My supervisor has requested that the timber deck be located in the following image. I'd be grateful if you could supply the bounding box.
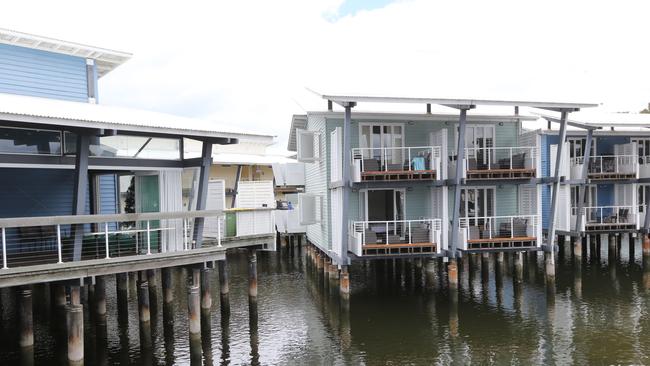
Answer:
[466,168,535,180]
[584,223,636,232]
[361,170,436,181]
[362,242,436,256]
[466,236,537,250]
[587,172,637,180]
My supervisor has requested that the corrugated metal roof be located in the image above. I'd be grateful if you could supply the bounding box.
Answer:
[0,28,131,78]
[287,114,307,152]
[0,92,274,143]
[213,153,297,165]
[533,111,650,132]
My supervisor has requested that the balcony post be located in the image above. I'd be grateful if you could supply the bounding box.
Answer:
[575,129,594,235]
[71,133,90,262]
[547,110,571,255]
[192,140,214,249]
[340,103,355,266]
[450,106,473,257]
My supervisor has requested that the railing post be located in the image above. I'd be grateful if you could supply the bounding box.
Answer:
[217,215,222,247]
[408,148,411,171]
[104,222,110,259]
[146,220,151,255]
[2,227,6,269]
[408,221,412,244]
[183,218,188,250]
[57,224,63,264]
[385,222,388,244]
[510,217,514,238]
[509,147,513,170]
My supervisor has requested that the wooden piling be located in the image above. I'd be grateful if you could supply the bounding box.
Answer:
[53,283,66,310]
[217,259,230,313]
[544,250,555,283]
[137,272,150,323]
[339,265,350,298]
[67,285,83,365]
[514,252,524,283]
[201,268,212,311]
[18,286,33,348]
[187,283,201,338]
[94,276,107,319]
[643,235,650,257]
[248,249,258,300]
[573,237,582,259]
[608,234,617,261]
[448,258,458,289]
[162,268,174,304]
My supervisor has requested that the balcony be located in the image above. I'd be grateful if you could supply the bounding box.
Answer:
[452,147,537,180]
[571,205,639,232]
[459,215,540,250]
[352,146,441,183]
[349,219,442,257]
[570,155,638,180]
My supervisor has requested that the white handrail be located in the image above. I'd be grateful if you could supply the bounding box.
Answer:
[352,146,442,172]
[351,218,442,246]
[571,155,638,174]
[576,205,636,224]
[463,146,536,170]
[458,214,539,239]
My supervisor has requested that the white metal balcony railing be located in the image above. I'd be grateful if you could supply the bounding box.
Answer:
[571,205,637,227]
[352,146,441,173]
[463,147,537,171]
[349,219,442,256]
[0,208,275,270]
[459,215,539,249]
[571,155,638,176]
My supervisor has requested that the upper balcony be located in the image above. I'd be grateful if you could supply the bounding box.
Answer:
[570,155,638,180]
[348,218,442,257]
[351,146,442,183]
[451,147,538,180]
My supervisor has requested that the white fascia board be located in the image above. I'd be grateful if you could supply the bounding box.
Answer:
[306,111,538,122]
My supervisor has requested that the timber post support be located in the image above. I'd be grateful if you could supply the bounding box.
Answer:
[67,285,83,365]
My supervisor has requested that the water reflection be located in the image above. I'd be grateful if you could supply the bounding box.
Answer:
[1,244,650,364]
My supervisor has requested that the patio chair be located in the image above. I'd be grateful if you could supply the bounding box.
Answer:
[410,227,430,243]
[364,230,378,245]
[363,159,380,172]
[468,226,480,240]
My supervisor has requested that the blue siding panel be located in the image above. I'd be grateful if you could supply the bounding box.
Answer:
[0,43,89,102]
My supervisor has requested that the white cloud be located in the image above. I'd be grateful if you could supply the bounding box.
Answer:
[2,0,650,151]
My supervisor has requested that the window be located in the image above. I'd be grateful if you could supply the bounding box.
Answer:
[299,193,321,225]
[570,185,596,214]
[568,137,596,159]
[0,127,61,155]
[457,125,495,165]
[639,185,650,213]
[359,123,404,163]
[461,187,495,225]
[296,129,319,162]
[90,135,181,160]
[632,138,650,164]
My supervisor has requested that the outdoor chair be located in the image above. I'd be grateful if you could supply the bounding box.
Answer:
[410,226,430,243]
[364,230,378,245]
[363,159,380,172]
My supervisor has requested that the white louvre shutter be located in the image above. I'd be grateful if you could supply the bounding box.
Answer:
[330,127,342,182]
[299,193,320,225]
[330,188,343,257]
[203,180,226,239]
[236,181,274,208]
[431,128,448,179]
[297,129,319,162]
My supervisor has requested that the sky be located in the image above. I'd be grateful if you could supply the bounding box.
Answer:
[2,0,650,151]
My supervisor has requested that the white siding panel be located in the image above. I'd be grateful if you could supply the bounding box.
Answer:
[204,180,226,239]
[304,115,330,250]
[236,181,274,208]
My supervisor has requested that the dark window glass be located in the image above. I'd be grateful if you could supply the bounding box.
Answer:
[0,127,61,155]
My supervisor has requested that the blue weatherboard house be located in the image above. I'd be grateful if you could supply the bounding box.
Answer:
[534,111,650,241]
[0,28,268,262]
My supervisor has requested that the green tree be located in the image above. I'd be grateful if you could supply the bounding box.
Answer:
[641,103,650,114]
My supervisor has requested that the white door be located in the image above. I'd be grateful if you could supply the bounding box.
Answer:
[204,180,226,239]
[359,124,404,164]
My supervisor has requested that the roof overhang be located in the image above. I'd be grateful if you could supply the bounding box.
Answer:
[313,90,599,111]
[0,28,132,77]
[536,113,602,131]
[0,93,274,144]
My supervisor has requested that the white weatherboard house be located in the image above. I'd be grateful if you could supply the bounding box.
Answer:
[289,92,597,266]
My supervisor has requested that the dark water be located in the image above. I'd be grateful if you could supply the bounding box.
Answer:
[1,236,650,365]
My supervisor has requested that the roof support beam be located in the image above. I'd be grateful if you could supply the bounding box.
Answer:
[231,165,242,209]
[546,110,570,253]
[192,141,213,249]
[573,129,594,234]
[71,133,91,261]
[449,106,473,257]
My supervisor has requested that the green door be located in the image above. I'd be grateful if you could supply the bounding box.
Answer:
[138,175,160,252]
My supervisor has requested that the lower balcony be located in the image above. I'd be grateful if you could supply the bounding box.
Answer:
[459,215,540,250]
[349,219,442,257]
[571,205,639,232]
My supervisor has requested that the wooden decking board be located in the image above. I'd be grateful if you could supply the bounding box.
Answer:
[361,170,437,182]
[465,236,537,250]
[466,168,535,180]
[362,242,437,256]
[588,173,636,180]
